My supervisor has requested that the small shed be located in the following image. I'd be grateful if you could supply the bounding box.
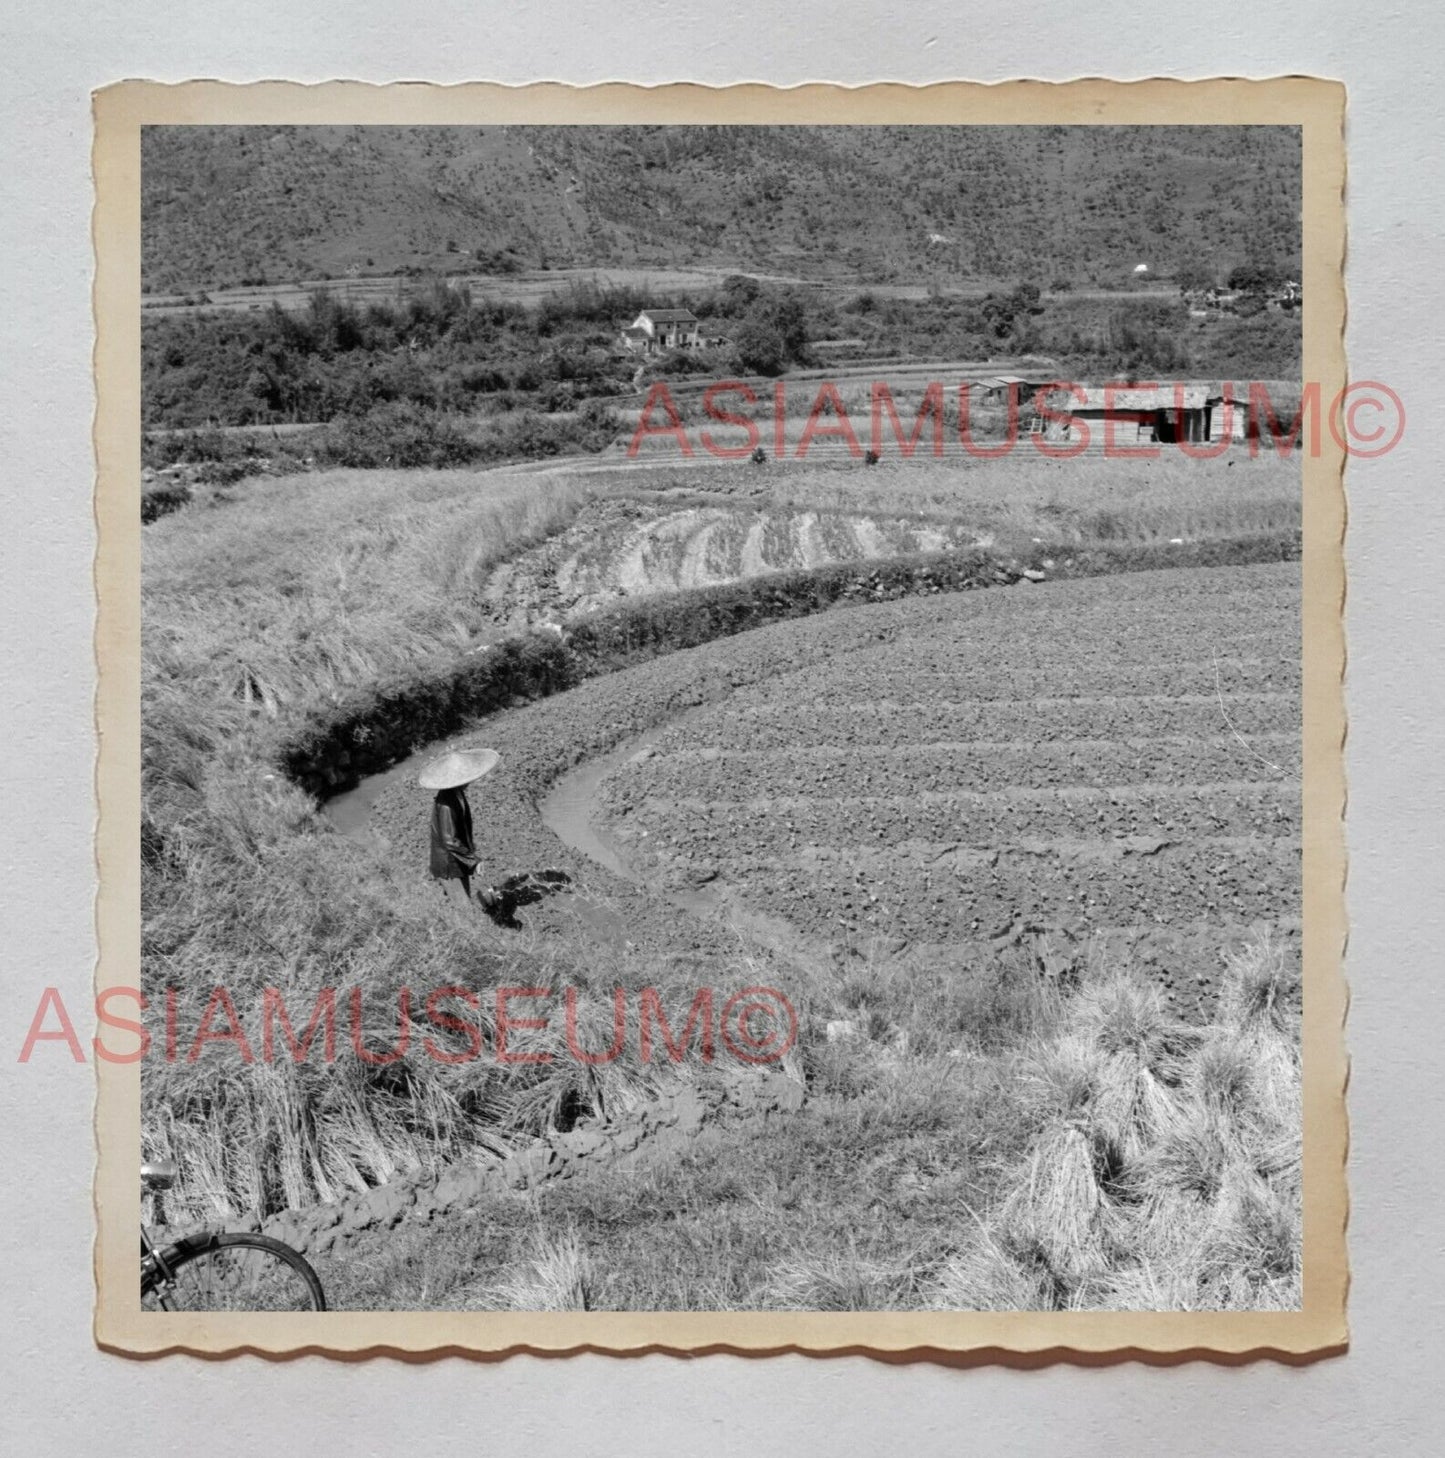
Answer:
[1036,384,1236,446]
[972,373,1040,404]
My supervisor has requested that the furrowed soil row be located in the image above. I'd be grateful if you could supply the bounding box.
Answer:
[796,624,1298,675]
[724,658,1299,701]
[604,737,1302,798]
[624,695,1296,751]
[862,623,1298,672]
[696,841,1297,940]
[607,781,1300,848]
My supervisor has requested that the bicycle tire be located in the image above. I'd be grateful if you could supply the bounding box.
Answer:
[142,1232,326,1312]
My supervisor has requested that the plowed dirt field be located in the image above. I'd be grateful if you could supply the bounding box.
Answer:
[594,562,1300,1014]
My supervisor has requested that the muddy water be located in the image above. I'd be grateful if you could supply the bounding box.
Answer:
[541,722,826,958]
[537,719,729,922]
[325,760,411,842]
[325,728,488,844]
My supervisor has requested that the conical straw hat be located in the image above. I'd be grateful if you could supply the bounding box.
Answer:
[417,747,500,790]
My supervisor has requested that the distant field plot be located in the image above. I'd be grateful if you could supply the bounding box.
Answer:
[601,451,1301,540]
[597,562,1300,1013]
[479,451,1299,627]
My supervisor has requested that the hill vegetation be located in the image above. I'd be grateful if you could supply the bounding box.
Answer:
[141,274,1301,480]
[141,126,1301,485]
[142,124,1301,296]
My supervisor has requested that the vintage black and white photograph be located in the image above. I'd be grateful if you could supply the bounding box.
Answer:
[124,98,1333,1326]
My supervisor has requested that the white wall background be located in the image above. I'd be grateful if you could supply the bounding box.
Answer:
[2,5,1442,1452]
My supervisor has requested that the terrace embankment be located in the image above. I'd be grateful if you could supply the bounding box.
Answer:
[152,1066,806,1273]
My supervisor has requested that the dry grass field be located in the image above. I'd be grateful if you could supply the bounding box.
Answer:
[608,449,1300,539]
[315,919,1299,1312]
[144,465,592,759]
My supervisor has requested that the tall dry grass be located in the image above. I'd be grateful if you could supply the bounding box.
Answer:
[482,1232,594,1311]
[143,466,602,1215]
[926,933,1301,1311]
[145,466,593,725]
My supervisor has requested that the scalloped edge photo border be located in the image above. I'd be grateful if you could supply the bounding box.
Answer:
[93,77,1347,1361]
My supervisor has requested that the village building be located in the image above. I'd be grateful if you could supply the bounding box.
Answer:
[619,307,702,355]
[1033,384,1249,446]
[971,373,1040,404]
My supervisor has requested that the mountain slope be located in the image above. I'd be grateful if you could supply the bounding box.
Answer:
[142,124,1301,294]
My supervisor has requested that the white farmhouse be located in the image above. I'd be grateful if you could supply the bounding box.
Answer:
[620,307,702,355]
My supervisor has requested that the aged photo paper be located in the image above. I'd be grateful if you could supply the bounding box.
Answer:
[95,78,1347,1358]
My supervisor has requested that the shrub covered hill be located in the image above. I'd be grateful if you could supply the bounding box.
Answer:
[142,124,1301,295]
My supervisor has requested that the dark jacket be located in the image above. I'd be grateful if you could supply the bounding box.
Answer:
[429,789,479,880]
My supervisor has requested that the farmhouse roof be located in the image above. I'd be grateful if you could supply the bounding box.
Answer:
[1044,384,1214,411]
[640,308,699,324]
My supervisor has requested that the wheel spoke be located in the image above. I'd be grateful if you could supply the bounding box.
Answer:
[141,1235,324,1311]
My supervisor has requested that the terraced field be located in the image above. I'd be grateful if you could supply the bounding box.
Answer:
[479,449,1298,634]
[482,497,982,630]
[595,562,1301,1014]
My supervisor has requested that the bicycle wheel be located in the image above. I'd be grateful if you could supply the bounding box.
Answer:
[142,1233,326,1312]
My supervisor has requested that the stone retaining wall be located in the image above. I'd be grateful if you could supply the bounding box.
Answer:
[155,1070,804,1263]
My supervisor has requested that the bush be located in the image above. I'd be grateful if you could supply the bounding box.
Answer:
[143,425,238,467]
[312,402,483,469]
[1228,261,1287,296]
[731,320,787,376]
[141,482,192,524]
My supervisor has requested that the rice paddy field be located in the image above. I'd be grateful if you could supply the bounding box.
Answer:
[596,563,1301,1018]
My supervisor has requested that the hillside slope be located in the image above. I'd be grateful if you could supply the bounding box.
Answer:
[142,125,1301,294]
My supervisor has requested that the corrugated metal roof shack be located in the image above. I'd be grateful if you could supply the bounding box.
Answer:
[1033,384,1251,447]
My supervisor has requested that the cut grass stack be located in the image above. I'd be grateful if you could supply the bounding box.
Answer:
[926,933,1301,1311]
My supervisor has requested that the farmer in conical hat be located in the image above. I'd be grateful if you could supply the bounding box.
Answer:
[419,748,502,911]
